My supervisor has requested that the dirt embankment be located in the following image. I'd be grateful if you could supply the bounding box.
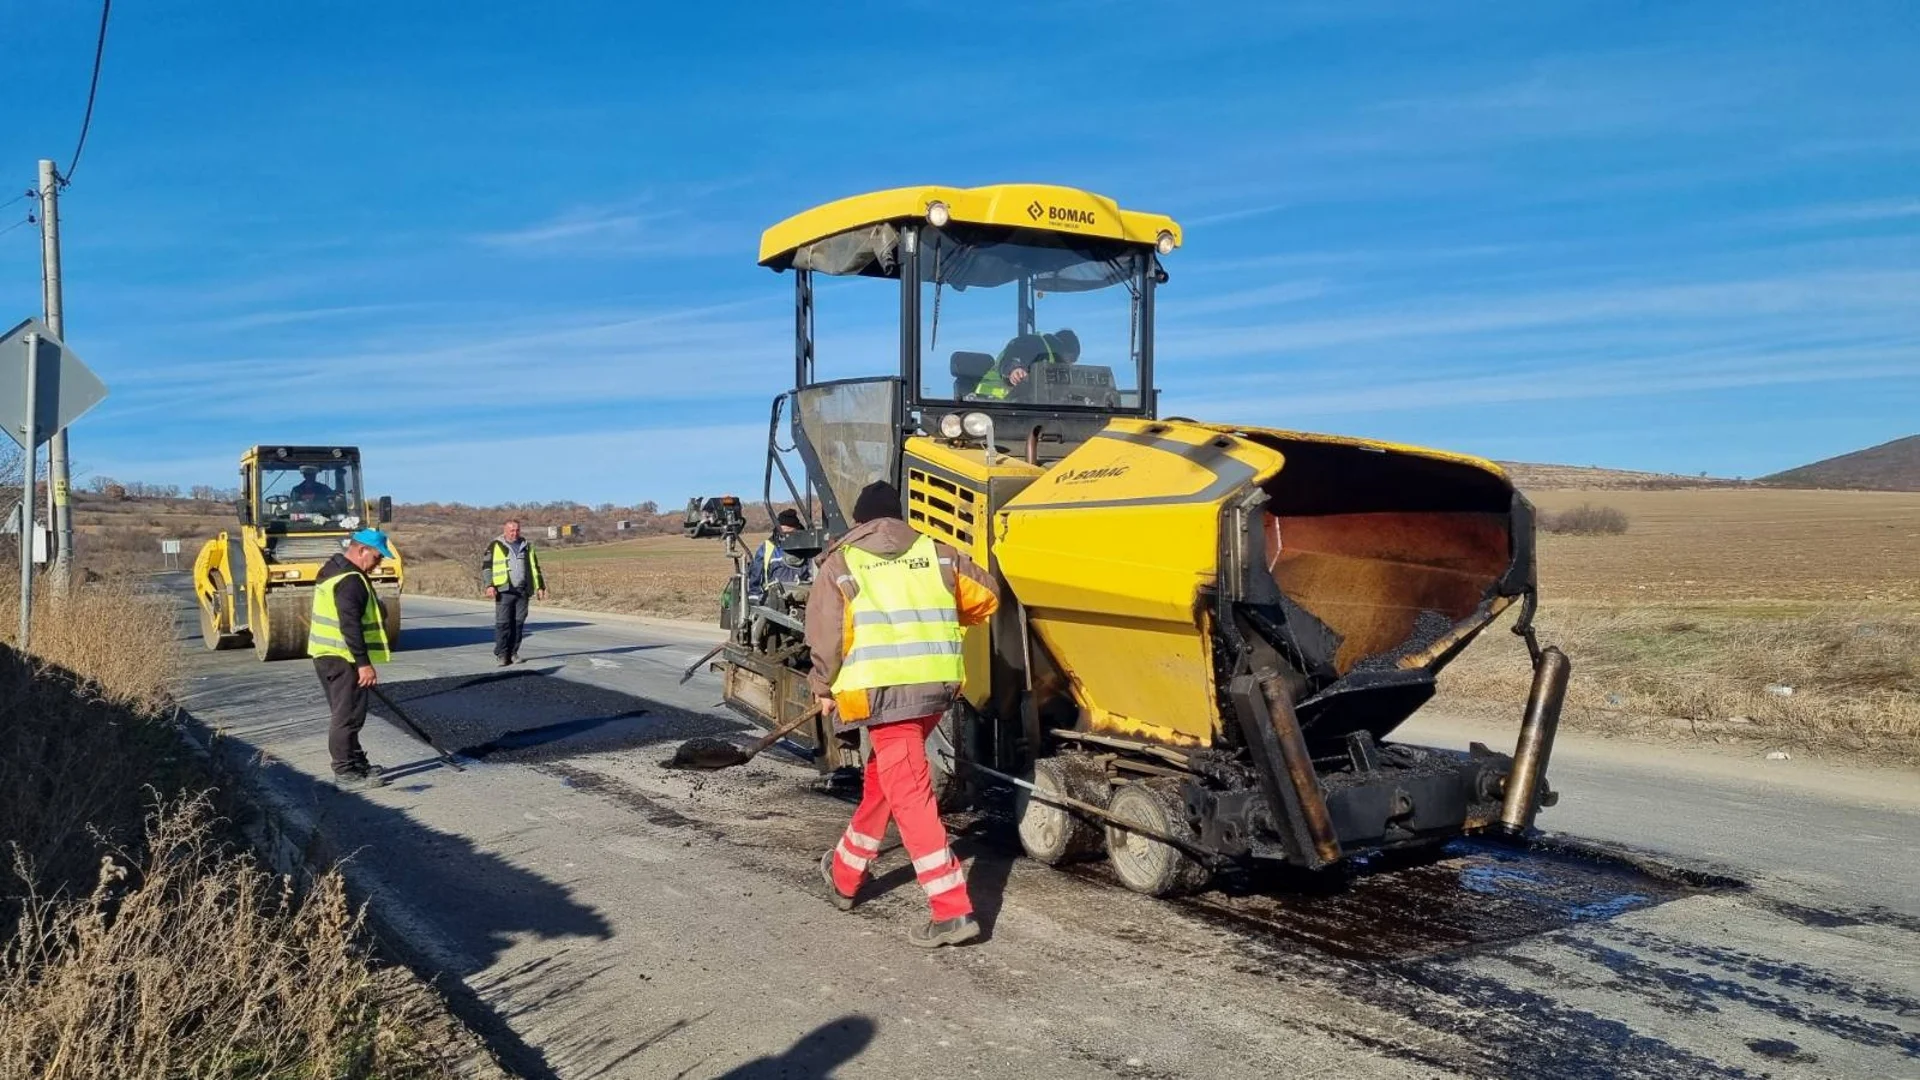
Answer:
[0,579,492,1078]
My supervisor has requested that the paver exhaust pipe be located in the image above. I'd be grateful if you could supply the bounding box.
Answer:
[1498,645,1572,835]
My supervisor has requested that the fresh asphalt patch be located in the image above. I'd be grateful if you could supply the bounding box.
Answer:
[370,667,748,763]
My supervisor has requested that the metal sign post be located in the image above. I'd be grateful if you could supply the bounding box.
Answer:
[159,538,181,571]
[1,317,108,648]
[18,332,37,648]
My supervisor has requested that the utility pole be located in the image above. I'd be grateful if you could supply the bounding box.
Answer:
[38,159,73,586]
[19,332,40,648]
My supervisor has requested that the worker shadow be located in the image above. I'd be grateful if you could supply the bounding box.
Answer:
[398,621,591,651]
[712,1015,877,1079]
[208,749,615,1080]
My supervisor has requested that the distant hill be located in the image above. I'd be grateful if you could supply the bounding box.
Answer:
[1762,435,1920,492]
[1495,462,1747,491]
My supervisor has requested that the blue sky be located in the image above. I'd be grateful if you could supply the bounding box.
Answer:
[2,0,1915,505]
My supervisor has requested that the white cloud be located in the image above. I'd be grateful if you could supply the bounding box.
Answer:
[475,210,658,249]
[1771,199,1920,228]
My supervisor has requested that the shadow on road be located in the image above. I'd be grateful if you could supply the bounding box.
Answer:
[398,621,591,652]
[862,817,1015,940]
[372,668,747,764]
[713,1016,877,1079]
[523,643,671,664]
[224,751,614,1079]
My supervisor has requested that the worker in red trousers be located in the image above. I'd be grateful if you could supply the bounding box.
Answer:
[804,480,1000,947]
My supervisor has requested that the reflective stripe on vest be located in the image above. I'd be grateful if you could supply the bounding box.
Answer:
[830,534,963,693]
[308,570,392,663]
[489,540,542,590]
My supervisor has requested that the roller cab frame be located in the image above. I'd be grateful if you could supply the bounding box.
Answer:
[192,445,403,662]
[719,183,1570,895]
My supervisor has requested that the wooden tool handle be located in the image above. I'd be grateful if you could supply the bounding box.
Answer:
[748,703,824,754]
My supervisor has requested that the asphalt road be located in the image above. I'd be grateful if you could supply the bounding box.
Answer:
[172,585,1920,1080]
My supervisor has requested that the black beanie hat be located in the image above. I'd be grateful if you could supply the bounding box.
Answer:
[776,508,802,529]
[851,481,902,524]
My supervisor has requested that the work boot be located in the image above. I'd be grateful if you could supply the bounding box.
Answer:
[497,656,511,667]
[908,915,980,948]
[821,850,854,912]
[334,768,387,792]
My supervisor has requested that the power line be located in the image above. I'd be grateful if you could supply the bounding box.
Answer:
[60,0,114,186]
[1,215,36,238]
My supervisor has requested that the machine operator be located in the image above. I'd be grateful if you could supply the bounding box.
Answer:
[971,328,1080,400]
[745,508,811,605]
[290,466,336,509]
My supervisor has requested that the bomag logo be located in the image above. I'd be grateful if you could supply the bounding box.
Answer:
[1053,464,1130,485]
[1028,201,1097,227]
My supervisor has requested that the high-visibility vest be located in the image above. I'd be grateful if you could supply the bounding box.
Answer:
[831,534,965,692]
[308,570,392,663]
[974,335,1065,400]
[488,539,544,590]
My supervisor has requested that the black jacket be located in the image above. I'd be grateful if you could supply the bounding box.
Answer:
[315,553,374,665]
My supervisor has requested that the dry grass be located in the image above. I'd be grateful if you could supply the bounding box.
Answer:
[0,578,472,1078]
[407,534,734,622]
[1,796,454,1080]
[1441,602,1920,755]
[1460,487,1920,754]
[0,576,179,714]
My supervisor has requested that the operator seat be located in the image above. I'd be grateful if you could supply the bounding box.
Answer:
[950,351,994,399]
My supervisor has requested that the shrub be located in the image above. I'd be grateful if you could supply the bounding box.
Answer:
[1,797,455,1079]
[1542,504,1629,535]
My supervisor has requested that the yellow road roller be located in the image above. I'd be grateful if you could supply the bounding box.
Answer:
[716,184,1572,897]
[193,445,403,661]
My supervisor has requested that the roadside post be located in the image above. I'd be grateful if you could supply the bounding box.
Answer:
[2,319,109,648]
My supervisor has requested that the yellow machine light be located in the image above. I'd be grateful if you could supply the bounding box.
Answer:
[927,200,951,227]
[939,413,965,439]
[1156,230,1177,255]
[961,412,993,439]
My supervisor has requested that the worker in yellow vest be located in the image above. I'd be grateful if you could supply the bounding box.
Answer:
[805,481,1000,947]
[482,518,547,666]
[309,528,395,791]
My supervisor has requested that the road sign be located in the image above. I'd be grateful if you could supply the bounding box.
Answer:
[2,503,48,564]
[160,538,182,570]
[0,318,108,449]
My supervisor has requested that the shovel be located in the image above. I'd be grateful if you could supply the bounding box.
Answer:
[678,642,725,685]
[666,703,822,771]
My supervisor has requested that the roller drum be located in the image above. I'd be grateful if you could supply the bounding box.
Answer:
[254,588,315,661]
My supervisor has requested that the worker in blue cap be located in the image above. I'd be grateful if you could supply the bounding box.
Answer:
[309,528,397,790]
